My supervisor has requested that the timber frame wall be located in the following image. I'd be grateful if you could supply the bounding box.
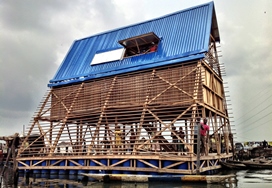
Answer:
[17,39,233,174]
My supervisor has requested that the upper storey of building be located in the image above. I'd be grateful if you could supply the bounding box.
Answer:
[49,2,220,87]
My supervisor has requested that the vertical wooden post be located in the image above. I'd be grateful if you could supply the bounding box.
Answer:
[49,122,53,147]
[196,121,201,175]
[185,120,188,145]
[213,114,221,155]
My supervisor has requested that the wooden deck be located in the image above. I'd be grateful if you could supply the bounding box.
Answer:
[17,152,232,175]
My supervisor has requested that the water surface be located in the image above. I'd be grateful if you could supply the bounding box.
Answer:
[1,167,272,188]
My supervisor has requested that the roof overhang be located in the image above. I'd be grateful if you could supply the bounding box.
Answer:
[49,53,205,87]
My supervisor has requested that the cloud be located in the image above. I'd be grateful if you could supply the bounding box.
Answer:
[0,0,131,136]
[0,1,67,135]
[0,0,271,142]
[218,1,272,141]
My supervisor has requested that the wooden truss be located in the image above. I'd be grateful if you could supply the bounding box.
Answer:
[17,44,233,174]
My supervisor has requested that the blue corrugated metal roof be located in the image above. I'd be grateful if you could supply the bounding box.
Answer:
[49,2,219,87]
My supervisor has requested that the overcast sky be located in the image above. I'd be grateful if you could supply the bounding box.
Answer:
[0,0,271,142]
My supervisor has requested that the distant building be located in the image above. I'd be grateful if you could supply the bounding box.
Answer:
[55,141,73,154]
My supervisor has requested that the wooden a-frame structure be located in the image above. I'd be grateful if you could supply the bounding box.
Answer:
[17,2,233,175]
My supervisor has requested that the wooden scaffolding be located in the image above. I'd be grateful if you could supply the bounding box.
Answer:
[16,39,233,175]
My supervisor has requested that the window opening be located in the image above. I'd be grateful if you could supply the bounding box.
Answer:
[119,32,160,58]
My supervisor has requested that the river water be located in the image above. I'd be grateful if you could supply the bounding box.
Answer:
[1,167,272,188]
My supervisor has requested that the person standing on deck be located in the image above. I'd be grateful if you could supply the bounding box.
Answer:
[178,126,185,155]
[129,126,136,153]
[115,126,122,154]
[171,126,178,151]
[150,126,159,152]
[200,118,209,156]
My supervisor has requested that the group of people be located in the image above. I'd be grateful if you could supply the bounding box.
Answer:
[172,118,210,156]
[171,126,185,154]
[112,117,210,156]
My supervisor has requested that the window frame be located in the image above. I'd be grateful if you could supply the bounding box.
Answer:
[119,32,160,58]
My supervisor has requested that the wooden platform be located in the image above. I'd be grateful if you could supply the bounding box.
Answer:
[16,46,233,176]
[17,153,232,175]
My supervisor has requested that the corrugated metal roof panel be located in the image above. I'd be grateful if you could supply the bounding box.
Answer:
[49,2,219,87]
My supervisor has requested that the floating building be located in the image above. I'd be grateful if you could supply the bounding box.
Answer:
[17,2,233,175]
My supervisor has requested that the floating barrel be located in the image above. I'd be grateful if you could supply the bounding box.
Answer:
[69,160,77,175]
[68,174,78,181]
[25,160,30,173]
[163,160,174,175]
[58,174,67,180]
[177,161,188,171]
[89,160,98,174]
[34,173,41,179]
[41,160,49,174]
[41,173,49,179]
[136,160,146,174]
[149,159,159,175]
[78,159,86,175]
[33,160,40,174]
[50,160,58,175]
[49,173,58,179]
[111,159,121,174]
[58,160,67,175]
[123,160,132,174]
[100,159,108,174]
